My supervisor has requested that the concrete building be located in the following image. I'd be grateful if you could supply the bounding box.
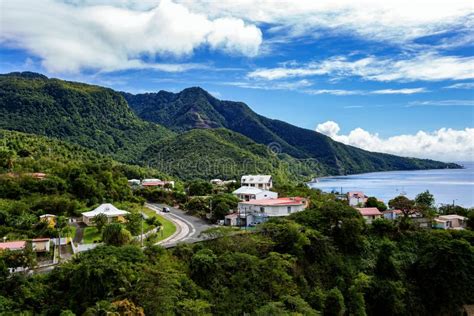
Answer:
[232,186,278,201]
[30,238,50,252]
[141,179,175,189]
[356,207,383,223]
[241,175,273,190]
[434,214,467,230]
[348,191,368,206]
[228,197,307,226]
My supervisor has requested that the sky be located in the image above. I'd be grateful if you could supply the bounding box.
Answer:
[0,0,473,162]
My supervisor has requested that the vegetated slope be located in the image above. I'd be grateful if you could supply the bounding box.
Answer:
[141,128,323,182]
[0,72,173,162]
[125,87,460,175]
[0,129,168,179]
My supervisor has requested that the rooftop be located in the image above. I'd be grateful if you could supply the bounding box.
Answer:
[82,203,129,218]
[0,241,26,250]
[438,214,467,220]
[241,175,272,184]
[233,186,273,195]
[240,197,305,206]
[356,207,382,216]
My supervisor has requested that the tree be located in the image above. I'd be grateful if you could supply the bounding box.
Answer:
[125,212,143,236]
[388,196,415,219]
[93,213,108,233]
[415,190,436,218]
[323,288,346,316]
[187,180,213,196]
[102,223,132,246]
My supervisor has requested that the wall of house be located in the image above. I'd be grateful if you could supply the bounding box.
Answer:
[238,203,305,217]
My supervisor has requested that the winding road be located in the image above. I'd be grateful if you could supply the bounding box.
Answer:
[145,203,215,248]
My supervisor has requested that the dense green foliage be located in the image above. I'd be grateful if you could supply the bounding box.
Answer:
[0,72,173,162]
[0,129,167,239]
[1,195,472,315]
[125,86,459,176]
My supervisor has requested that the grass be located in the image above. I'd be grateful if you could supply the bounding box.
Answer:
[83,226,101,244]
[141,206,176,243]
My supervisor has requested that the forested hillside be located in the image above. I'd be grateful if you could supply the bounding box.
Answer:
[0,72,173,162]
[141,128,324,181]
[125,87,460,175]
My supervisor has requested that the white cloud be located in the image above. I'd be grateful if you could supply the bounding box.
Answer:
[408,100,474,107]
[248,54,474,82]
[304,87,427,95]
[224,79,312,91]
[0,0,262,73]
[316,121,474,161]
[178,0,473,44]
[444,82,474,89]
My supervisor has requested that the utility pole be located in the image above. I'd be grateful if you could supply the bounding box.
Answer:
[140,214,144,247]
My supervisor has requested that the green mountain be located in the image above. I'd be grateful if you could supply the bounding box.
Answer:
[0,72,173,162]
[124,87,459,175]
[141,128,324,181]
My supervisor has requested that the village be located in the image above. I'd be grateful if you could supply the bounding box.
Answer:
[0,172,469,275]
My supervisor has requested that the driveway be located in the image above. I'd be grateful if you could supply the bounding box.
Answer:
[145,203,215,248]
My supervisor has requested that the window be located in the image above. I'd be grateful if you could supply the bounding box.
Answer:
[287,207,291,214]
[260,207,265,213]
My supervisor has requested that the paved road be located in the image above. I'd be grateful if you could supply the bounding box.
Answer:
[145,203,215,248]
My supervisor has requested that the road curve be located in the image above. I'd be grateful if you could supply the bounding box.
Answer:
[145,203,213,248]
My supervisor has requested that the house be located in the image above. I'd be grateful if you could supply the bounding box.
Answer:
[347,191,368,206]
[224,213,239,226]
[434,214,467,230]
[232,186,278,201]
[356,207,383,223]
[230,197,307,226]
[241,175,273,190]
[82,203,129,226]
[127,179,141,186]
[39,214,57,228]
[211,179,223,185]
[383,209,402,220]
[0,241,26,251]
[30,238,50,252]
[142,179,175,189]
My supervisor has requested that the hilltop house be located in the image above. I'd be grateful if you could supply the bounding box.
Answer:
[82,203,129,226]
[356,207,383,223]
[241,175,273,190]
[434,214,467,230]
[225,197,307,226]
[347,191,368,206]
[232,186,278,201]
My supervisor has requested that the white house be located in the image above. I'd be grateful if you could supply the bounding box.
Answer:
[356,207,383,223]
[241,175,273,190]
[232,186,278,201]
[347,191,368,206]
[434,214,467,230]
[230,197,307,226]
[82,203,129,226]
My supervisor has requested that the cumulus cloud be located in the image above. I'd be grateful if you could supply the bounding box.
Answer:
[248,54,474,82]
[0,0,262,73]
[178,0,473,45]
[316,121,474,161]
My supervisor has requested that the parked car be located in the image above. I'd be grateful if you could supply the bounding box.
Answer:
[162,207,171,213]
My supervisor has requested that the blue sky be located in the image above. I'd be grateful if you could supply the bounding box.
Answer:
[0,0,473,161]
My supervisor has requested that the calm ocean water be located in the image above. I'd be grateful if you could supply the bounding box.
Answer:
[309,162,474,207]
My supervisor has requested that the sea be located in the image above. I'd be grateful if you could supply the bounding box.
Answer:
[308,162,474,207]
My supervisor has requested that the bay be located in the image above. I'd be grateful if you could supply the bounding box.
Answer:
[309,162,474,207]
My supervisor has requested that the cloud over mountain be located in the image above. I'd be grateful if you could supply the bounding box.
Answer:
[0,0,262,73]
[316,121,474,161]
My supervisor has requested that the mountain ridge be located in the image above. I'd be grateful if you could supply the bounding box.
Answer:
[124,86,460,175]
